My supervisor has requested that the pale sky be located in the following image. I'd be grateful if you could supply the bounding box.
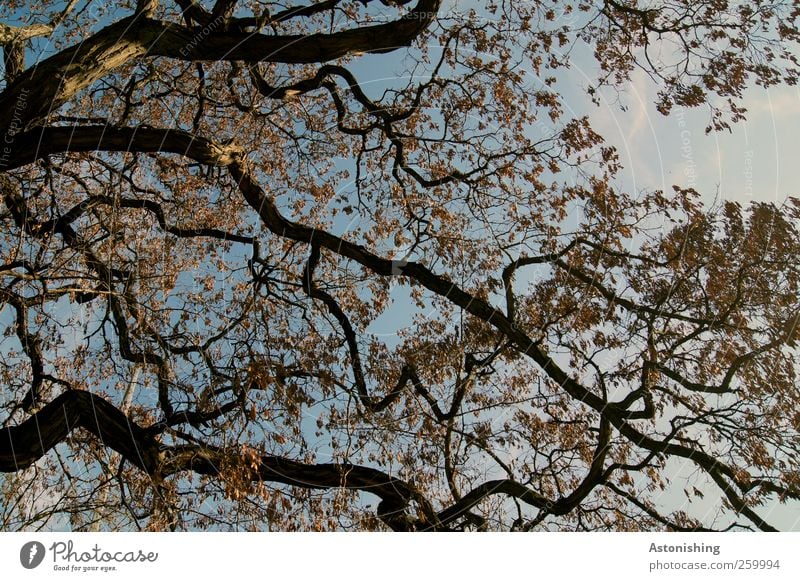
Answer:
[577,68,800,208]
[363,12,800,530]
[571,66,800,530]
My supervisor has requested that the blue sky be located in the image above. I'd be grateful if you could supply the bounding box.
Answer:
[1,0,798,531]
[348,3,800,530]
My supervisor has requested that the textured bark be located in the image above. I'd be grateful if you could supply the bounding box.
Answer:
[0,391,160,473]
[0,390,422,531]
[0,0,440,135]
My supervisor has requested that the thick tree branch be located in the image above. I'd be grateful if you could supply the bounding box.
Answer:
[0,0,440,135]
[4,124,794,532]
[0,389,428,530]
[0,390,160,473]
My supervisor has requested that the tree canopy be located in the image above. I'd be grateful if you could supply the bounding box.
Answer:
[0,0,798,531]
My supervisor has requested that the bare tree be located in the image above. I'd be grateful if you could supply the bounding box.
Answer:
[0,0,798,531]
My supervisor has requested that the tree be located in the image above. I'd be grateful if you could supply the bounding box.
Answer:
[0,0,798,532]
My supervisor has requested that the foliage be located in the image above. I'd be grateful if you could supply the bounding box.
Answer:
[0,0,798,531]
